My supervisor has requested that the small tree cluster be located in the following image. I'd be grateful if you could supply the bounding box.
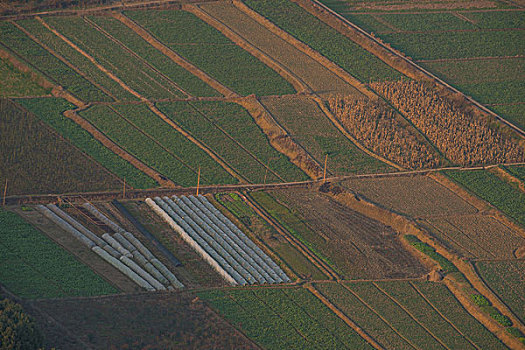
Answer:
[0,298,43,350]
[372,81,525,165]
[328,96,442,169]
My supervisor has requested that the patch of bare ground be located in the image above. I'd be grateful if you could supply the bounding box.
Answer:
[14,207,140,293]
[28,292,259,350]
[268,187,428,280]
[343,174,478,217]
[197,2,360,96]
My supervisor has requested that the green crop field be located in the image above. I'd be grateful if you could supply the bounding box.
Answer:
[490,104,525,130]
[505,165,525,182]
[0,22,109,102]
[16,98,156,189]
[380,12,477,32]
[45,16,183,100]
[81,104,236,186]
[464,11,525,29]
[0,208,118,299]
[16,19,136,101]
[214,193,326,280]
[198,287,373,349]
[244,0,405,82]
[0,57,49,97]
[87,15,220,98]
[444,169,525,227]
[126,10,295,96]
[260,97,391,175]
[476,261,525,324]
[157,101,306,183]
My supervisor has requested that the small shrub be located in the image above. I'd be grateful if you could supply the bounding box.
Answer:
[506,327,524,338]
[471,294,490,307]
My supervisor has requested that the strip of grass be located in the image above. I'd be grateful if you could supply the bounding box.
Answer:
[16,98,157,189]
[404,235,457,274]
[16,18,135,101]
[444,169,525,227]
[126,10,295,96]
[0,21,108,102]
[87,15,220,97]
[244,0,405,82]
[0,208,118,299]
[0,57,49,97]
[45,16,182,100]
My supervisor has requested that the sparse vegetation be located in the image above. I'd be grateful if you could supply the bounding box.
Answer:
[0,57,49,97]
[0,297,43,350]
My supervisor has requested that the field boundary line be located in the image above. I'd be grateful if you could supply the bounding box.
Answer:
[114,12,237,98]
[305,284,385,350]
[63,108,174,187]
[187,102,286,182]
[233,0,376,99]
[83,16,190,99]
[372,282,452,350]
[370,14,400,32]
[36,16,146,102]
[417,55,525,63]
[339,282,419,350]
[409,282,482,350]
[379,27,525,35]
[188,3,311,94]
[9,20,116,103]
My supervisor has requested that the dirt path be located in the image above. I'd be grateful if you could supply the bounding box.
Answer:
[114,12,237,98]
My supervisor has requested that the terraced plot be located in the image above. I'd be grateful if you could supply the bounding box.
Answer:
[198,287,373,349]
[476,260,525,324]
[17,98,157,189]
[156,101,306,183]
[330,281,507,350]
[260,96,391,175]
[126,9,295,96]
[199,2,359,95]
[0,21,109,102]
[0,208,118,299]
[81,104,236,186]
[256,188,427,279]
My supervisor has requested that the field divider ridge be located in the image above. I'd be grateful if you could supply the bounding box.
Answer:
[114,12,238,98]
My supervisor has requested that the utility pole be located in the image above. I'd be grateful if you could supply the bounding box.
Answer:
[323,154,328,183]
[2,179,7,206]
[196,167,201,196]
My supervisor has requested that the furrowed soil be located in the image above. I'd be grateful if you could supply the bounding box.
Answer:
[267,188,428,279]
[27,292,259,350]
[199,2,360,96]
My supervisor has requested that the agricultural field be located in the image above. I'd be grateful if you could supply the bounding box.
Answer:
[505,165,525,182]
[317,281,506,350]
[0,98,122,195]
[198,287,373,349]
[0,56,49,97]
[16,98,157,189]
[444,169,525,227]
[0,208,118,299]
[254,188,428,279]
[318,1,525,130]
[260,96,392,175]
[126,9,295,96]
[156,101,307,183]
[476,261,525,324]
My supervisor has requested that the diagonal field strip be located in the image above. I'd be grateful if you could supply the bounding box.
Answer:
[114,12,238,98]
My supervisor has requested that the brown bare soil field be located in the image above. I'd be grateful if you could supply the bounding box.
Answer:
[343,175,478,217]
[420,215,525,259]
[15,207,140,293]
[198,2,361,96]
[268,187,428,279]
[27,292,259,350]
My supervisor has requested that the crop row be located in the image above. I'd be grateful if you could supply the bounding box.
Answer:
[444,169,525,227]
[198,287,372,349]
[149,195,289,285]
[0,21,108,102]
[45,16,182,100]
[260,96,391,175]
[157,101,306,183]
[127,9,295,96]
[17,98,156,189]
[81,104,235,186]
[214,192,326,280]
[318,281,505,350]
[0,208,118,299]
[244,0,405,82]
[476,261,525,324]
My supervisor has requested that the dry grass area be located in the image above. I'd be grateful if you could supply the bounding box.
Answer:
[268,188,428,279]
[344,175,477,217]
[27,292,258,350]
